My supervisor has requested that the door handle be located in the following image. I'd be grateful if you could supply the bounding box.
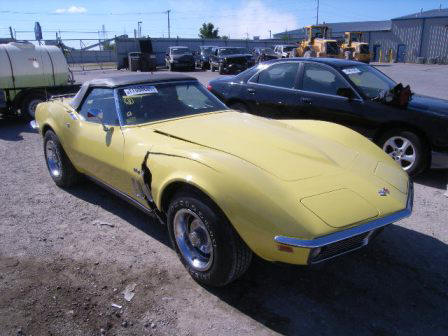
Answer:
[247,88,256,94]
[65,122,71,128]
[301,97,312,104]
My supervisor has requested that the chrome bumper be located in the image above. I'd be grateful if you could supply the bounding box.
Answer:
[275,182,414,262]
[431,150,448,169]
[30,120,39,130]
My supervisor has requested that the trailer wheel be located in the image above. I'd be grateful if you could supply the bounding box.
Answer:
[21,92,46,120]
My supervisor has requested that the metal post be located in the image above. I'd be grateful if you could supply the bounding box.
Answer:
[269,30,271,39]
[316,0,319,25]
[9,26,14,39]
[167,10,171,39]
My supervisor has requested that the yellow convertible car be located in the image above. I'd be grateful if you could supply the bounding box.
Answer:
[32,73,413,286]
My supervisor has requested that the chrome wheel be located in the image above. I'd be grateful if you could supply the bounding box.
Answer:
[45,140,62,177]
[173,209,213,272]
[383,136,416,171]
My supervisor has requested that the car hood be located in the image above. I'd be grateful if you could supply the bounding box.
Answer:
[172,54,193,59]
[220,54,252,59]
[152,112,360,181]
[408,94,448,116]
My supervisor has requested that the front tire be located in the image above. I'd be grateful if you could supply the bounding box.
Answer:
[167,191,252,287]
[377,129,427,176]
[218,64,225,75]
[210,63,215,72]
[44,130,81,187]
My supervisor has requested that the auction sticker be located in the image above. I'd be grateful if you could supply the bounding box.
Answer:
[124,86,158,96]
[342,67,362,75]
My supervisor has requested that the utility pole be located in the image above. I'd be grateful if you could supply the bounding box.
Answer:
[166,10,171,38]
[316,0,320,25]
[138,21,142,37]
[269,30,271,39]
[9,26,14,39]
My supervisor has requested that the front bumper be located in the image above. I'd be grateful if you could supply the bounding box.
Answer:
[431,150,448,169]
[275,182,414,264]
[221,63,252,73]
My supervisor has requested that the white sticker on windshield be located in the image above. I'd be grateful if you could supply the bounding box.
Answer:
[124,86,158,96]
[342,67,361,75]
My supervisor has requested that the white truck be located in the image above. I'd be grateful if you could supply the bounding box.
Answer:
[0,41,80,119]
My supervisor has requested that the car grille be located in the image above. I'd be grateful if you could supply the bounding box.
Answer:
[228,57,247,65]
[178,55,193,63]
[309,229,381,263]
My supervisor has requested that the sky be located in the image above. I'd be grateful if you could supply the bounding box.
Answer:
[0,0,447,43]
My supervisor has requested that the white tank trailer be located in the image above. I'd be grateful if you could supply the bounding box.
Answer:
[0,41,80,119]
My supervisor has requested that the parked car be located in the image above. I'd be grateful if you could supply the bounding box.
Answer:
[195,46,217,70]
[165,46,195,71]
[253,47,278,63]
[209,47,254,74]
[207,58,448,176]
[274,44,297,58]
[32,73,412,286]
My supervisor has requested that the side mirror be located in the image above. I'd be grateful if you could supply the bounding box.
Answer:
[87,108,109,131]
[337,87,356,100]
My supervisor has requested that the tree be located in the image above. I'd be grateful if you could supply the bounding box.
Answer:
[199,23,219,39]
[102,40,116,51]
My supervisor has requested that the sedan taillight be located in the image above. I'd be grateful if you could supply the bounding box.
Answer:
[207,84,212,91]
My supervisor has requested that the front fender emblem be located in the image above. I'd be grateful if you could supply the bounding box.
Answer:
[378,187,390,196]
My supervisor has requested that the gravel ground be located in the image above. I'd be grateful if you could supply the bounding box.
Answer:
[1,64,447,336]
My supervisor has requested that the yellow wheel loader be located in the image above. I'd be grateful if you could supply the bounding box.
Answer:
[341,32,371,63]
[291,25,341,58]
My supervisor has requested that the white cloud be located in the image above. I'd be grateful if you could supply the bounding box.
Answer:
[216,0,298,39]
[54,6,87,14]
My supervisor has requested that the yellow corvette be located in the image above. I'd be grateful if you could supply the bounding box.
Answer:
[32,73,413,286]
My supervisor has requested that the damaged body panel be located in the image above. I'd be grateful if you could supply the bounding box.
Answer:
[34,73,413,285]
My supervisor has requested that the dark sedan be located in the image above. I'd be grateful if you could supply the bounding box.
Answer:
[209,47,254,74]
[207,58,448,175]
[253,47,278,63]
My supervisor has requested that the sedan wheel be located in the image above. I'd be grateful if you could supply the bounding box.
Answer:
[378,129,427,176]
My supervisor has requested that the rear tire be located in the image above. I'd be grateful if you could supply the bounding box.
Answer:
[167,190,252,287]
[21,92,46,120]
[43,130,81,187]
[377,129,427,176]
[218,64,224,75]
[210,63,215,72]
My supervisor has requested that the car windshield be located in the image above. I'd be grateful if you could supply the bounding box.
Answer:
[201,47,214,55]
[283,46,296,52]
[117,82,227,125]
[340,65,396,99]
[260,48,275,54]
[219,48,247,55]
[171,48,191,55]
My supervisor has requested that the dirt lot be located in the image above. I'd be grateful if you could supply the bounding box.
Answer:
[1,64,448,336]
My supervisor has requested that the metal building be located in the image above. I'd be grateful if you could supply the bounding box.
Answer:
[274,8,448,63]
